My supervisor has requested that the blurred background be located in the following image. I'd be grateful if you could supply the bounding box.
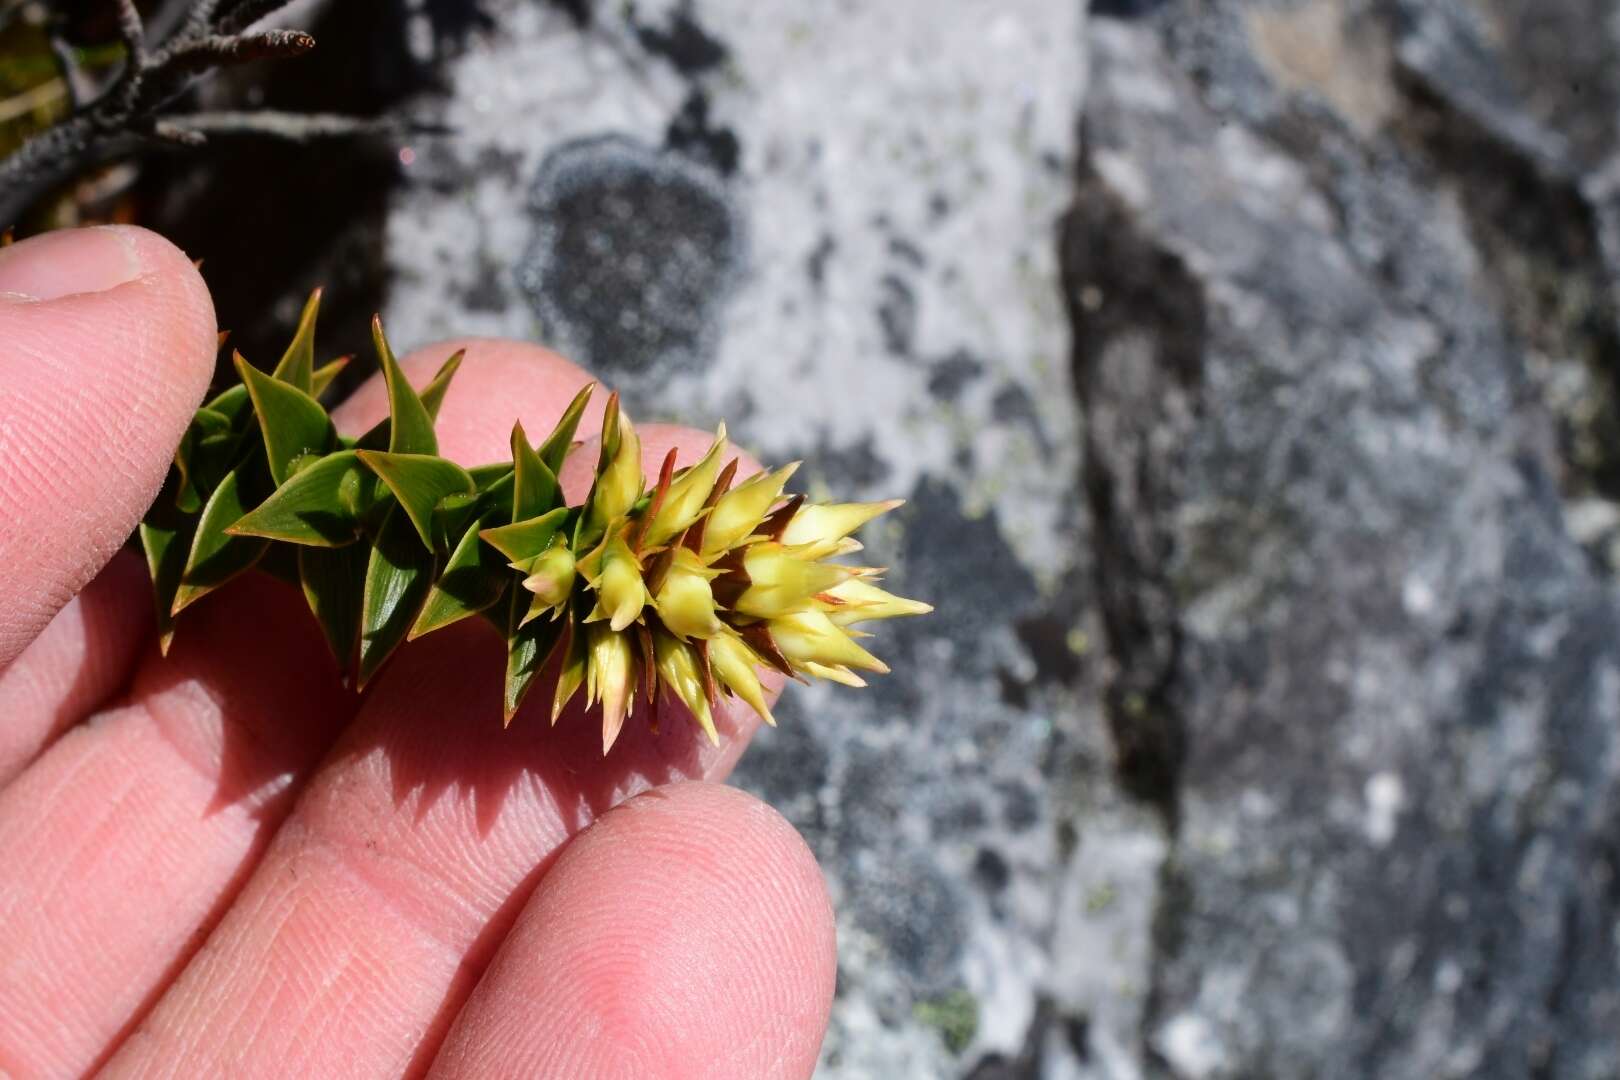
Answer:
[5,0,1619,1076]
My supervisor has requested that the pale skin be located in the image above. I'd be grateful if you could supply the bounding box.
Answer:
[0,226,837,1078]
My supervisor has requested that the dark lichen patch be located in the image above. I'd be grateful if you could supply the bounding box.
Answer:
[874,479,1040,685]
[888,234,927,269]
[992,383,1053,455]
[1090,0,1175,20]
[630,2,728,75]
[1015,610,1085,687]
[808,435,890,489]
[806,233,836,290]
[519,135,741,378]
[848,851,966,993]
[973,847,1011,892]
[545,0,594,28]
[876,272,918,356]
[928,349,984,401]
[665,88,740,176]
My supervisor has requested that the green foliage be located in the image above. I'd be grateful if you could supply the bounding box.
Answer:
[913,990,980,1056]
[141,291,929,751]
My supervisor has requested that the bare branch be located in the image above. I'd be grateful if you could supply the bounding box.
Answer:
[47,25,98,111]
[111,0,148,110]
[0,0,416,228]
[163,110,450,142]
[216,0,302,37]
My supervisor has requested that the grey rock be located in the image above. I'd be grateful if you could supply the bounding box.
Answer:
[1073,4,1620,1078]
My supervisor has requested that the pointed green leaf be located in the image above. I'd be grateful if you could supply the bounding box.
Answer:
[140,472,197,654]
[373,316,437,456]
[480,506,569,564]
[420,349,464,419]
[505,589,564,722]
[173,469,269,614]
[511,422,560,521]
[236,353,336,486]
[358,504,437,687]
[432,491,482,552]
[173,407,231,514]
[356,450,476,550]
[203,382,251,427]
[411,512,509,639]
[300,543,366,677]
[226,449,368,546]
[470,462,514,492]
[474,469,516,524]
[311,356,350,398]
[353,347,464,451]
[538,382,594,475]
[191,407,233,438]
[271,288,321,393]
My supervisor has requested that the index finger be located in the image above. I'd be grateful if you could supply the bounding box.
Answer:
[103,342,782,1076]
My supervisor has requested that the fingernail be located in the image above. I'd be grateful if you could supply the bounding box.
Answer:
[0,226,142,302]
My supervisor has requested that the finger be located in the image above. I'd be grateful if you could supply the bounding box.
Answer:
[0,574,355,1078]
[428,781,835,1080]
[0,340,539,1075]
[106,430,782,1077]
[0,550,150,787]
[0,226,215,672]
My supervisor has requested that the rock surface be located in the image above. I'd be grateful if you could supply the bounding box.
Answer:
[1073,2,1620,1078]
[373,0,1620,1076]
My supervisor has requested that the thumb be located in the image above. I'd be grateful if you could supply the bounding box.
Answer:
[0,226,216,672]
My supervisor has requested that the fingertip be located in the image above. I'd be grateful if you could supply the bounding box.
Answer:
[0,226,216,671]
[429,781,835,1080]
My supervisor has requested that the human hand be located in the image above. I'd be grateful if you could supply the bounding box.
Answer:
[0,226,836,1078]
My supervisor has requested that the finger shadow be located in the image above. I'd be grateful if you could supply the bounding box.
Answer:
[126,572,359,818]
[349,615,752,840]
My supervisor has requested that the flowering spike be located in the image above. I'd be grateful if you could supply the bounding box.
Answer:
[769,609,891,675]
[703,462,799,556]
[142,297,928,755]
[582,400,641,545]
[781,500,903,547]
[644,424,727,548]
[733,542,857,619]
[589,534,650,632]
[587,623,634,752]
[818,577,934,625]
[801,661,867,688]
[520,536,576,623]
[709,633,776,726]
[655,548,723,640]
[654,629,718,745]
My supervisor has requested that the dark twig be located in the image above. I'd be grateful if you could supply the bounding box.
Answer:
[159,110,450,142]
[111,0,147,109]
[216,0,300,36]
[46,25,98,111]
[0,0,413,227]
